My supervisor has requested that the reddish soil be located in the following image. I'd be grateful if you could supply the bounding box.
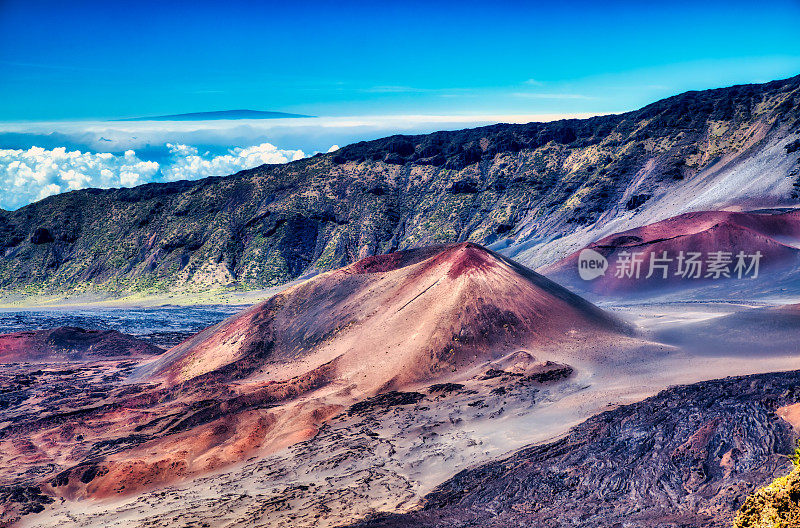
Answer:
[543,210,800,295]
[0,327,163,363]
[2,243,628,512]
[137,242,627,387]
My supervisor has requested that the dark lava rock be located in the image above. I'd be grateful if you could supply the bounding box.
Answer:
[429,383,465,394]
[78,464,109,484]
[30,228,54,244]
[494,223,514,234]
[625,193,651,210]
[482,368,507,380]
[522,365,573,384]
[350,370,800,528]
[136,331,197,349]
[347,391,425,416]
[448,179,480,194]
[0,485,54,516]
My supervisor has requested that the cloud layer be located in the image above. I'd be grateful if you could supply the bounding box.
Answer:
[0,114,597,156]
[0,113,601,210]
[160,143,306,181]
[0,142,306,210]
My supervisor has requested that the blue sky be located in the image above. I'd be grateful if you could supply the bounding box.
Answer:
[2,0,799,120]
[0,0,799,210]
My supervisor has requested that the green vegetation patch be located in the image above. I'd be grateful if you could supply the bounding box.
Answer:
[734,445,800,528]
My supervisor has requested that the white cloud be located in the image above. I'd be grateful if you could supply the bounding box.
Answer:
[0,146,160,210]
[327,144,340,152]
[159,142,305,181]
[0,113,602,154]
[0,142,306,210]
[0,113,605,210]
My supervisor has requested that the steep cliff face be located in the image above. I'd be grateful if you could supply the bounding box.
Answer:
[1,76,798,295]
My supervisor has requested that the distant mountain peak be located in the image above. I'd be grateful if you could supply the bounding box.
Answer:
[116,109,315,121]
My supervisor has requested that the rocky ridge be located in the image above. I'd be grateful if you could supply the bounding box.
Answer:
[1,76,798,295]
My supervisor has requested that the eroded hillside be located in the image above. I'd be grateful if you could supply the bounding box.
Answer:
[1,76,798,295]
